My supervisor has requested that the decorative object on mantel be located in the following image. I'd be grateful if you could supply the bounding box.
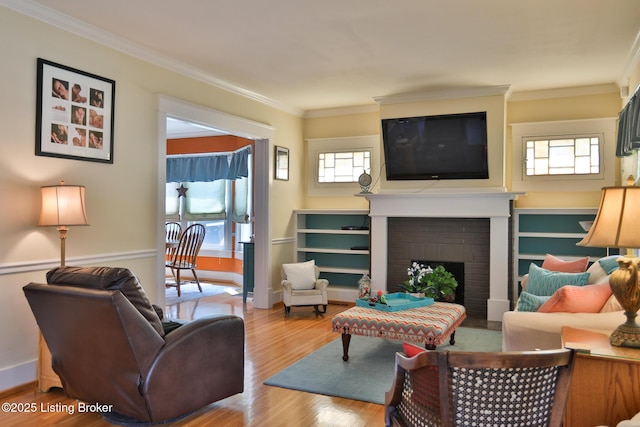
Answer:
[399,262,458,301]
[38,181,89,266]
[358,170,372,193]
[577,181,640,348]
[356,292,433,312]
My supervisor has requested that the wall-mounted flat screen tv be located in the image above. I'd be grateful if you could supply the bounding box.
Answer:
[382,111,489,180]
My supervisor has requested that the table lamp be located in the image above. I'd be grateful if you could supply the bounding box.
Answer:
[38,181,89,266]
[577,184,640,348]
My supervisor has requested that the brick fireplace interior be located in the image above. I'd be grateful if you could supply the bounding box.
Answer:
[387,217,490,319]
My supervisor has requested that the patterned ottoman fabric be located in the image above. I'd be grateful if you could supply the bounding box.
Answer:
[332,302,466,347]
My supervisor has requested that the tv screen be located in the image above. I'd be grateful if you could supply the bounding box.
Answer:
[382,112,489,180]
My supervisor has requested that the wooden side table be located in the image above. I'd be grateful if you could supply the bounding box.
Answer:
[38,333,62,392]
[562,326,640,427]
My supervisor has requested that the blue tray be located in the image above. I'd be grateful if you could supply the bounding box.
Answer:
[356,292,434,312]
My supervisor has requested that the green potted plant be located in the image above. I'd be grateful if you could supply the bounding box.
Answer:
[399,263,458,301]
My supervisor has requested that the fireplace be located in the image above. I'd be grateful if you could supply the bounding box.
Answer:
[387,216,488,318]
[363,189,522,322]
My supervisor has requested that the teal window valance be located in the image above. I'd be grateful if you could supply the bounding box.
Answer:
[617,92,640,157]
[166,146,251,183]
[165,146,252,224]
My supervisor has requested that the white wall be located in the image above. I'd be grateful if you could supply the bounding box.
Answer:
[0,6,304,391]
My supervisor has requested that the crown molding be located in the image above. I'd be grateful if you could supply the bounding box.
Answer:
[303,103,379,119]
[508,83,620,102]
[617,27,640,91]
[373,85,511,105]
[0,0,304,117]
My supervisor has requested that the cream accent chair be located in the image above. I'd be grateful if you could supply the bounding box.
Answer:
[281,260,328,315]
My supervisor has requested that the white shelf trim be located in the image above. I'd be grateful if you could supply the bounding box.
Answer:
[297,228,369,235]
[298,247,369,255]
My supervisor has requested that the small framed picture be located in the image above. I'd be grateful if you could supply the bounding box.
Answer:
[275,146,289,181]
[35,58,115,163]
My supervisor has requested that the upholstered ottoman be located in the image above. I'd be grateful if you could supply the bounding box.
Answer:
[331,302,466,360]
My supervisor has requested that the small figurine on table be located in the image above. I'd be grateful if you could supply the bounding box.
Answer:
[358,273,371,299]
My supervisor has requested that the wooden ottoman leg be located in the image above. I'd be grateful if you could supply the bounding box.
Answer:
[425,336,436,351]
[341,331,351,361]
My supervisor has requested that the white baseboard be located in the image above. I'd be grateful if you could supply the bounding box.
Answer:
[0,359,36,392]
[328,286,358,302]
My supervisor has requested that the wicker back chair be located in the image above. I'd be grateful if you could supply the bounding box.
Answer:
[385,348,574,427]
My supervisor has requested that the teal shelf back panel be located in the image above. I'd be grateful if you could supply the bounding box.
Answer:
[305,214,369,230]
[303,252,369,269]
[303,233,369,250]
[519,214,596,233]
[318,272,360,288]
[518,259,542,276]
[518,237,608,257]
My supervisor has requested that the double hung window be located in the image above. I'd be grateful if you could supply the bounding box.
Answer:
[166,147,252,254]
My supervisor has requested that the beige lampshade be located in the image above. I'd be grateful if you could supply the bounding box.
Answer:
[39,183,89,227]
[577,186,640,248]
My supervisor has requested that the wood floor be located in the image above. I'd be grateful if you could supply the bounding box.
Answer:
[1,286,492,427]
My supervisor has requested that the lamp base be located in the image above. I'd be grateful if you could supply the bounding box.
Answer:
[610,313,640,348]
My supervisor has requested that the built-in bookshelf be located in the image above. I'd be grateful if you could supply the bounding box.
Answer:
[294,210,370,291]
[512,208,614,299]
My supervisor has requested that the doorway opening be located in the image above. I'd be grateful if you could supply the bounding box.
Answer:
[157,96,273,309]
[165,125,254,291]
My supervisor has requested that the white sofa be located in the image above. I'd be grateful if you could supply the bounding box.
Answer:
[502,255,625,351]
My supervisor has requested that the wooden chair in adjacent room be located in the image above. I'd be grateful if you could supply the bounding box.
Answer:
[165,222,182,256]
[385,348,575,427]
[165,223,205,297]
[165,221,182,283]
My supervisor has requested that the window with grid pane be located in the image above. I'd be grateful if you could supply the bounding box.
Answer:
[525,136,600,176]
[318,150,371,183]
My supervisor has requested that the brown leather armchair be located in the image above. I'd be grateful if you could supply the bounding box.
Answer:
[23,266,244,424]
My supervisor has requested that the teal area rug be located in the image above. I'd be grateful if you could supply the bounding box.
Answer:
[264,326,502,404]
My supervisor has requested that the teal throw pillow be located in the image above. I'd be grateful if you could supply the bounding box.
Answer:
[598,255,621,275]
[526,263,590,296]
[517,291,551,312]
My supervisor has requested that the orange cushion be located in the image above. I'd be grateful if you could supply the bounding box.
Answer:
[542,254,589,273]
[403,342,425,357]
[538,282,612,313]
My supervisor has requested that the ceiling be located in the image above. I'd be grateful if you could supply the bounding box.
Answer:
[6,0,640,114]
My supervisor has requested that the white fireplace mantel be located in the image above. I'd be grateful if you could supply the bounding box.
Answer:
[363,189,524,322]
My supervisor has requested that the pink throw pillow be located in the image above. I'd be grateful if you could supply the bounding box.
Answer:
[600,293,624,312]
[538,282,612,313]
[542,254,589,273]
